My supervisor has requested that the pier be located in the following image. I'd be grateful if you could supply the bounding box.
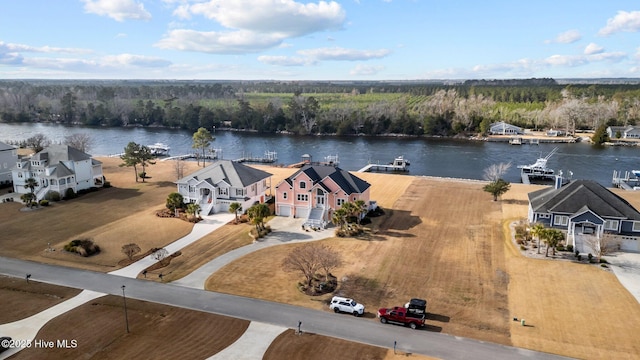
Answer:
[236,151,277,164]
[160,151,220,162]
[612,170,640,190]
[357,156,410,173]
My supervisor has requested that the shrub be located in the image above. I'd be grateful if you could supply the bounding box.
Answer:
[516,238,525,245]
[599,258,608,264]
[577,254,582,261]
[575,250,580,257]
[520,245,526,251]
[39,199,49,206]
[588,253,593,261]
[103,181,111,188]
[556,244,565,252]
[600,264,608,268]
[566,244,574,252]
[64,188,77,199]
[46,191,61,202]
[64,238,100,257]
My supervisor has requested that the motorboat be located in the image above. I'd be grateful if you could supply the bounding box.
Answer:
[517,147,558,177]
[147,143,170,156]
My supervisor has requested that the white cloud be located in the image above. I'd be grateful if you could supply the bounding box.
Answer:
[82,0,152,22]
[349,64,384,76]
[257,55,315,66]
[298,47,391,61]
[155,29,285,54]
[584,43,604,55]
[185,0,345,37]
[0,41,92,54]
[598,10,640,36]
[546,29,581,44]
[102,54,172,67]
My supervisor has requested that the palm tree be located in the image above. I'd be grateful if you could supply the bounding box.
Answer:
[353,199,368,224]
[529,223,545,254]
[541,228,564,257]
[186,203,200,218]
[229,202,242,224]
[247,203,270,232]
[331,207,348,231]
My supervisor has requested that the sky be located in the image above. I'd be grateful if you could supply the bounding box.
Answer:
[1,0,640,81]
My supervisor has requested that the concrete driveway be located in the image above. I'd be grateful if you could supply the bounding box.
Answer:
[604,252,640,304]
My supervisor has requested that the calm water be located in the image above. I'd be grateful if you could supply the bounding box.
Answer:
[1,122,639,187]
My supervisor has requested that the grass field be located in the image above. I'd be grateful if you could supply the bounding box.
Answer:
[2,157,640,359]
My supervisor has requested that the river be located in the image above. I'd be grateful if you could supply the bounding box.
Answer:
[1,122,638,187]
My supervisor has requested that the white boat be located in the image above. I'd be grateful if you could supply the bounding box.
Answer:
[147,143,170,156]
[517,147,558,177]
[632,170,640,178]
[509,137,523,145]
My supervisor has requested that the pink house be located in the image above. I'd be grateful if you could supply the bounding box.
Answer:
[275,165,371,228]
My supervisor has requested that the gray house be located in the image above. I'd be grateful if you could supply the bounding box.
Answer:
[607,125,640,139]
[489,121,523,135]
[0,141,18,186]
[528,180,640,253]
[176,160,272,215]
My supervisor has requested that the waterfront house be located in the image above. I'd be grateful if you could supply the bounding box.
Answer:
[11,145,104,200]
[607,125,640,139]
[0,141,18,186]
[489,121,524,135]
[275,165,371,228]
[175,160,272,215]
[527,180,640,253]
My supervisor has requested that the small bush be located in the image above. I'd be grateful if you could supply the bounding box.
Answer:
[46,191,61,202]
[577,254,582,261]
[599,258,608,264]
[556,244,565,252]
[516,238,525,245]
[64,188,77,199]
[588,253,593,261]
[520,245,526,251]
[103,181,111,188]
[575,250,580,257]
[64,238,100,257]
[600,264,608,268]
[39,199,49,206]
[566,244,574,252]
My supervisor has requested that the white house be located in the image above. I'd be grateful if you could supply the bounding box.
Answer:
[489,121,523,135]
[0,141,18,186]
[607,125,640,139]
[175,160,272,215]
[12,145,104,200]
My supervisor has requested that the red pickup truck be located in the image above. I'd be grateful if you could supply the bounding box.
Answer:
[377,306,425,329]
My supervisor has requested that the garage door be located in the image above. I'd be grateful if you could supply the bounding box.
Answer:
[278,205,291,217]
[295,206,309,218]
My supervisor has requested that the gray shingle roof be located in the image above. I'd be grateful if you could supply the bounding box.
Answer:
[528,180,640,220]
[176,160,271,188]
[0,141,15,151]
[287,165,371,194]
[33,145,91,163]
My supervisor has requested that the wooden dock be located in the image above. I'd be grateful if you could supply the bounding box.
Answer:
[160,153,219,162]
[357,156,410,173]
[236,151,277,164]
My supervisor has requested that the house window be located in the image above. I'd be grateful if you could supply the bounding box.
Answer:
[337,198,345,206]
[300,181,306,189]
[297,194,308,202]
[218,187,228,196]
[283,192,287,200]
[554,215,569,226]
[18,172,23,178]
[189,186,195,192]
[236,189,244,196]
[633,222,640,232]
[604,220,619,231]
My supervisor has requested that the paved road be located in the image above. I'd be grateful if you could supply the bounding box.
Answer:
[0,257,572,360]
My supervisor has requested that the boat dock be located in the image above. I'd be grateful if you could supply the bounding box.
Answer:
[612,170,640,190]
[236,151,277,164]
[160,151,220,162]
[357,156,410,173]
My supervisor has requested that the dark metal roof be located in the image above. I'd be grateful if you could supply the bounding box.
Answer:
[288,165,371,195]
[528,180,640,220]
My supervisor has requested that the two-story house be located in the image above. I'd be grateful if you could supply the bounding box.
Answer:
[0,141,18,186]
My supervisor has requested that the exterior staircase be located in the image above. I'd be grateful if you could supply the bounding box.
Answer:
[304,207,326,229]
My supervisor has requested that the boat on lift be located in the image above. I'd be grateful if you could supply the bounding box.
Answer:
[147,143,171,156]
[517,147,558,178]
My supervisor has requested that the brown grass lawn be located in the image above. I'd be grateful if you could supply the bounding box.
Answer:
[3,157,640,359]
[0,157,200,271]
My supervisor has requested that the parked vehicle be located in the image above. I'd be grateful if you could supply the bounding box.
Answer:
[329,296,365,316]
[377,306,425,329]
[404,298,427,316]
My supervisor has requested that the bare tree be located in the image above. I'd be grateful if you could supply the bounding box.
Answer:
[152,248,169,264]
[64,133,93,153]
[173,158,186,180]
[583,234,621,260]
[25,133,51,153]
[121,243,141,261]
[282,244,322,287]
[483,162,512,182]
[317,245,342,281]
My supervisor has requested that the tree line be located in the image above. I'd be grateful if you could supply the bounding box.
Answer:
[2,79,640,137]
